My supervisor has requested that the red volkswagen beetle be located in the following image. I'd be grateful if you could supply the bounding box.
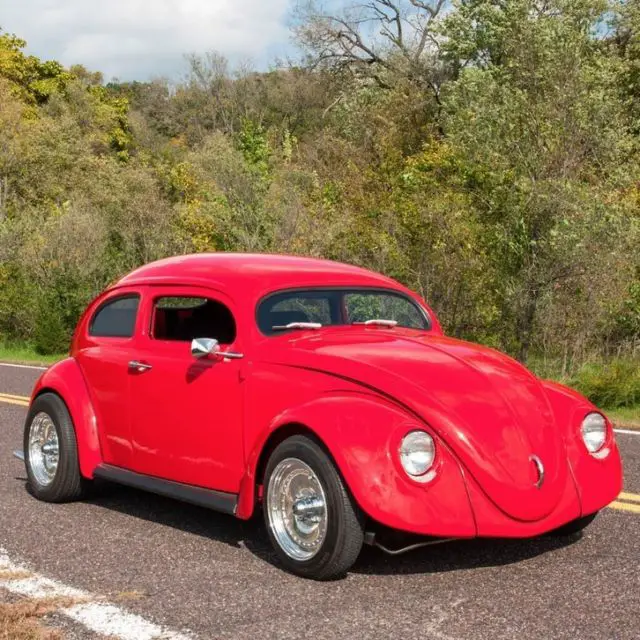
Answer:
[20,254,622,579]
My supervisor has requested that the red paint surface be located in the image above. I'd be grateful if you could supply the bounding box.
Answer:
[30,254,622,537]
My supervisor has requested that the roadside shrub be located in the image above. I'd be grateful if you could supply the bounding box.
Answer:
[570,359,640,409]
[33,297,70,355]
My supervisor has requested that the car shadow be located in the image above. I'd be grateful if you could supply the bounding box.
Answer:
[75,481,579,577]
[80,481,278,562]
[352,535,578,576]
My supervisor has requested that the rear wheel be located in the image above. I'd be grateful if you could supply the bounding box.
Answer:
[24,393,88,503]
[263,435,364,580]
[549,512,599,537]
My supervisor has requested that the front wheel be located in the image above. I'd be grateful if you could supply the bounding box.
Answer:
[263,435,364,580]
[24,392,88,503]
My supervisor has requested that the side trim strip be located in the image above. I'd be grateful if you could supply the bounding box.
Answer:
[93,464,238,515]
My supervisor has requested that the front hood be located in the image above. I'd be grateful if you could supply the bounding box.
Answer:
[269,328,569,522]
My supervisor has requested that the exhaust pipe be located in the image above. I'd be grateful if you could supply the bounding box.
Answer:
[13,450,24,462]
[364,531,457,555]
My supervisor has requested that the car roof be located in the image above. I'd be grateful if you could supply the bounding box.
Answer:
[113,253,404,299]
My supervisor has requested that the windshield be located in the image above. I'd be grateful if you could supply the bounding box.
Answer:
[257,288,429,336]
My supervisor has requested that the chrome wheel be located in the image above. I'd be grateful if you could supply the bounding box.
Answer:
[28,412,59,487]
[267,458,328,561]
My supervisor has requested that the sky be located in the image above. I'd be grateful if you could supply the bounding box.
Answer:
[1,0,296,81]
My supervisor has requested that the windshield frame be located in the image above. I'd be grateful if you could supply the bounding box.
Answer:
[256,286,431,337]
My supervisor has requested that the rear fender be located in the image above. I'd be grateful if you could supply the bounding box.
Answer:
[31,358,102,479]
[237,393,476,537]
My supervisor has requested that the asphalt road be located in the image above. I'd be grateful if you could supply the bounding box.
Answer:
[0,363,638,639]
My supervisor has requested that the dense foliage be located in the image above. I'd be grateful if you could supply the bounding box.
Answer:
[0,0,638,388]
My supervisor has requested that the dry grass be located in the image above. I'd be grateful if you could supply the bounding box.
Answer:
[112,590,146,602]
[0,570,32,581]
[0,593,79,640]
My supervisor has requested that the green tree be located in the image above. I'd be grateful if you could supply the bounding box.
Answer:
[438,0,636,360]
[0,30,71,104]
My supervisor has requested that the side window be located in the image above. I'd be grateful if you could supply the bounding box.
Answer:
[152,296,237,345]
[90,295,140,338]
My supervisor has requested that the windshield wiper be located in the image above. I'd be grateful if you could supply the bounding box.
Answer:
[272,322,323,331]
[352,319,398,327]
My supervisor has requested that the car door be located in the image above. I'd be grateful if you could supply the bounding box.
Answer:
[128,286,245,493]
[74,289,142,469]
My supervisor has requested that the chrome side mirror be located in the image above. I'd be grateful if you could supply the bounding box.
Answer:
[190,337,244,361]
[191,337,220,359]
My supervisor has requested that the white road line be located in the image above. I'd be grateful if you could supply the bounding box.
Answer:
[64,603,192,640]
[0,546,193,639]
[0,362,48,371]
[4,575,86,599]
[614,428,640,436]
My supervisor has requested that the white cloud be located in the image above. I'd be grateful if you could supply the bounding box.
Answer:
[2,0,293,80]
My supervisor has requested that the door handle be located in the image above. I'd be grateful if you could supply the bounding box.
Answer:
[128,360,152,373]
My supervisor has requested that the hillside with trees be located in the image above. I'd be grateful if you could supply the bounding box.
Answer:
[0,0,638,408]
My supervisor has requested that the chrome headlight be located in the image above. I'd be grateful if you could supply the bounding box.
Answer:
[581,412,607,455]
[399,431,435,479]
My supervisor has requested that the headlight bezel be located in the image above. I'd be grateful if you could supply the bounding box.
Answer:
[580,412,610,458]
[398,429,437,483]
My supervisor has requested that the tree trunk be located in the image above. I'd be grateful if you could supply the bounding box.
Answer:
[517,286,539,364]
[0,176,7,221]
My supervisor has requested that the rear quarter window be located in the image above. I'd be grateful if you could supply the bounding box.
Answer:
[89,295,140,338]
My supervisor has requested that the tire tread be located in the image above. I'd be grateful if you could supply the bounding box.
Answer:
[24,392,87,503]
[264,434,364,580]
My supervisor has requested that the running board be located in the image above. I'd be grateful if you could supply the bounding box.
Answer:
[13,449,25,462]
[93,464,238,515]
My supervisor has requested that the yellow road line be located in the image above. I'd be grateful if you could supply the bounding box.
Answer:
[618,491,640,503]
[0,398,29,407]
[0,392,30,401]
[0,393,29,407]
[609,501,640,514]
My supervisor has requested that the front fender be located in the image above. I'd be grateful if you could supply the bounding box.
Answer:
[31,358,102,479]
[541,380,622,515]
[237,392,476,537]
